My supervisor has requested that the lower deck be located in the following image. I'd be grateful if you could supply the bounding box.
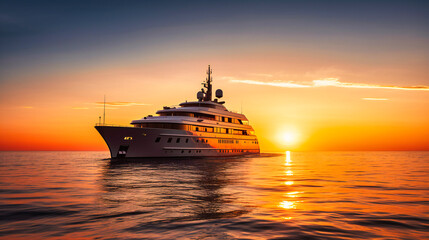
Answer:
[95,126,260,158]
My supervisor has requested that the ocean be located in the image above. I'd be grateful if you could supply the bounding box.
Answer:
[0,151,428,239]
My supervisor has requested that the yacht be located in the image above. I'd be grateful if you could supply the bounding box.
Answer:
[95,65,260,158]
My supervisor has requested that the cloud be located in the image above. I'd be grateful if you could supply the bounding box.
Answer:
[312,78,429,91]
[228,77,429,91]
[94,102,152,107]
[362,98,389,101]
[229,79,310,88]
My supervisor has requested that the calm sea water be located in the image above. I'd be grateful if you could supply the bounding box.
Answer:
[0,151,428,240]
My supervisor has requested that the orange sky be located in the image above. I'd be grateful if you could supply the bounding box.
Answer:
[0,57,428,152]
[0,1,428,152]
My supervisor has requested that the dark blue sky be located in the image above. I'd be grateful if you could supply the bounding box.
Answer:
[1,0,428,77]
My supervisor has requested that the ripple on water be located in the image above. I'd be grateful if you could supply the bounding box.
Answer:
[0,151,428,239]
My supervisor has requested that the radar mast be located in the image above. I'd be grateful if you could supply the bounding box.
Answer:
[202,65,212,101]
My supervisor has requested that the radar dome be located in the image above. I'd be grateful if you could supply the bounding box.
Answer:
[197,91,204,100]
[215,89,223,98]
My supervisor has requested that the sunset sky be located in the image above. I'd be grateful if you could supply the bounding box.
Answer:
[0,0,428,151]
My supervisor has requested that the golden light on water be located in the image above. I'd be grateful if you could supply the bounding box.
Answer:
[284,181,294,186]
[279,151,301,211]
[285,151,292,166]
[286,191,301,196]
[284,152,293,185]
[279,200,295,209]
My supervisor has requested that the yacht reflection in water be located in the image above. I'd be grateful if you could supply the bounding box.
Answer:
[100,157,249,226]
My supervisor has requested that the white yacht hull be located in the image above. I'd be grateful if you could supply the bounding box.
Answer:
[95,126,260,158]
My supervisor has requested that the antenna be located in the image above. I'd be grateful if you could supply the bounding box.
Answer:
[203,65,213,101]
[103,95,106,125]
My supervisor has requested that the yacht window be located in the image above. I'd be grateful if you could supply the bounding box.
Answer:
[222,117,225,122]
[167,138,172,143]
[196,127,199,131]
[238,119,243,124]
[186,138,189,143]
[155,137,161,143]
[228,118,232,123]
[176,138,180,143]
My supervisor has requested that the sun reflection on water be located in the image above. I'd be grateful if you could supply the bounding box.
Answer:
[284,181,294,185]
[285,151,292,166]
[279,151,301,212]
[286,191,301,197]
[279,200,295,209]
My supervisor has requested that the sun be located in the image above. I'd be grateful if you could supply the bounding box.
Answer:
[277,129,300,147]
[281,132,296,145]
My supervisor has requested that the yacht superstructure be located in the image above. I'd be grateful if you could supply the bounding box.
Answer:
[95,65,259,158]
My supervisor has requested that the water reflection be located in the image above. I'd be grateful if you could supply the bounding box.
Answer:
[1,152,428,239]
[285,151,292,166]
[279,151,300,212]
[101,158,249,224]
[284,181,294,185]
[279,200,295,209]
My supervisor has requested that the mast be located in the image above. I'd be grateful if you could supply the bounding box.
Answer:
[203,65,213,101]
[103,95,106,125]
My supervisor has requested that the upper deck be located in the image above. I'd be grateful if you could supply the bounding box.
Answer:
[129,65,256,136]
